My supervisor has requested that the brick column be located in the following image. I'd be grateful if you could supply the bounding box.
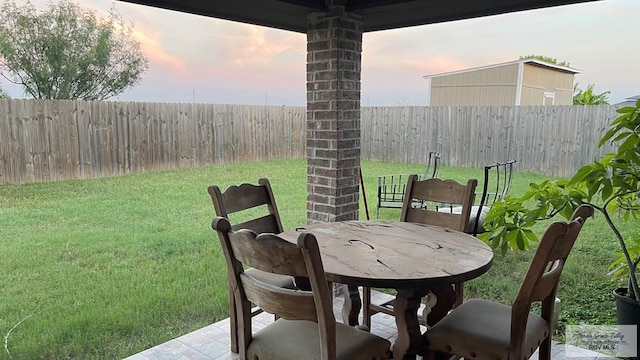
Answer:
[306,6,363,223]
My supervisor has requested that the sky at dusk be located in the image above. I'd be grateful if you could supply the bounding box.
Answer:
[1,0,638,105]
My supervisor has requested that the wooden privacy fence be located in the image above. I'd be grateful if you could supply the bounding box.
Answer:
[0,100,305,184]
[361,105,619,177]
[0,99,620,184]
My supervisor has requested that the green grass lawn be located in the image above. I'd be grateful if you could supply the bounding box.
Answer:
[0,158,627,359]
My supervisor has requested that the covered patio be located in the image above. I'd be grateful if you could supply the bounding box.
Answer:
[124,289,603,360]
[114,1,601,359]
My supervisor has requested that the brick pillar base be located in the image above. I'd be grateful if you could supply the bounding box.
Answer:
[306,6,363,223]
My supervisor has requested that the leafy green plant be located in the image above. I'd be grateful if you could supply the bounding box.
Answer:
[480,99,640,304]
[519,54,570,67]
[573,83,611,105]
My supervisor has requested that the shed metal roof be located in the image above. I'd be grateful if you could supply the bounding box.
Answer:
[116,0,599,33]
[615,95,640,106]
[423,59,581,80]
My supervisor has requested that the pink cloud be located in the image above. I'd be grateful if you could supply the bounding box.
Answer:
[169,22,306,87]
[130,27,189,78]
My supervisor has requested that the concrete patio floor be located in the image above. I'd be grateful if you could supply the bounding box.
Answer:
[124,290,611,360]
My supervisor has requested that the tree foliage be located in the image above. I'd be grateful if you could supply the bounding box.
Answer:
[0,87,9,99]
[0,0,148,100]
[481,99,640,302]
[519,54,570,67]
[573,83,611,105]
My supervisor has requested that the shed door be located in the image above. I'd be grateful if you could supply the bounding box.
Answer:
[543,92,555,105]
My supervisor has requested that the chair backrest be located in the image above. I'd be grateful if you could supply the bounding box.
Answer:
[212,217,336,358]
[400,175,477,232]
[208,178,284,234]
[472,160,516,235]
[509,204,594,359]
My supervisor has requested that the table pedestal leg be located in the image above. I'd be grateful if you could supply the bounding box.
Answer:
[341,284,362,326]
[421,284,457,327]
[420,284,458,360]
[393,288,429,360]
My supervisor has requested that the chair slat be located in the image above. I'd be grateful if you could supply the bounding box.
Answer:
[400,176,477,234]
[229,231,309,277]
[239,274,317,322]
[409,178,472,205]
[233,215,280,235]
[404,209,464,230]
[220,183,273,213]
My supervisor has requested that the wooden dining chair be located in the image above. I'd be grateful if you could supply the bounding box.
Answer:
[207,178,296,353]
[423,204,594,360]
[212,216,392,360]
[363,175,477,329]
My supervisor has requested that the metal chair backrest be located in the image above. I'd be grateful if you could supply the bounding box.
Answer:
[472,159,516,235]
[422,151,441,179]
[375,151,441,218]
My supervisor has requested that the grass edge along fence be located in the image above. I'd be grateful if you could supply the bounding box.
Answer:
[0,99,619,184]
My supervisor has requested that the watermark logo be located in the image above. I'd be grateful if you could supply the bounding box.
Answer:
[566,325,637,358]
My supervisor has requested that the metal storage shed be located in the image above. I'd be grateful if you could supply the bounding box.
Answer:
[424,59,581,106]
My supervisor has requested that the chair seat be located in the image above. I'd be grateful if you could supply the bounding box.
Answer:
[248,319,391,360]
[438,205,489,234]
[424,299,549,360]
[245,267,296,289]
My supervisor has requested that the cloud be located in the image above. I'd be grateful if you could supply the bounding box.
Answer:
[129,26,189,78]
[165,21,306,88]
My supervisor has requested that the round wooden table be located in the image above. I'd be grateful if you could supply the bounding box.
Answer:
[279,220,493,360]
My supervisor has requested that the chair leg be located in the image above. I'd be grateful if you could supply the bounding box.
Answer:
[228,283,239,353]
[539,298,554,360]
[237,297,252,360]
[363,286,372,329]
[342,284,362,326]
[423,349,453,360]
[539,335,552,360]
[453,282,464,308]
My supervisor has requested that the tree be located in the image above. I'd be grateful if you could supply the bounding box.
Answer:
[0,87,9,99]
[519,54,570,67]
[573,83,611,105]
[0,0,148,100]
[481,99,640,302]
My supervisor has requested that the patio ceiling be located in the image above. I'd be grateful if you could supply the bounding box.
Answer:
[118,0,598,33]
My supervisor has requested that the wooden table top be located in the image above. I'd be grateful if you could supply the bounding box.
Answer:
[280,220,494,289]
